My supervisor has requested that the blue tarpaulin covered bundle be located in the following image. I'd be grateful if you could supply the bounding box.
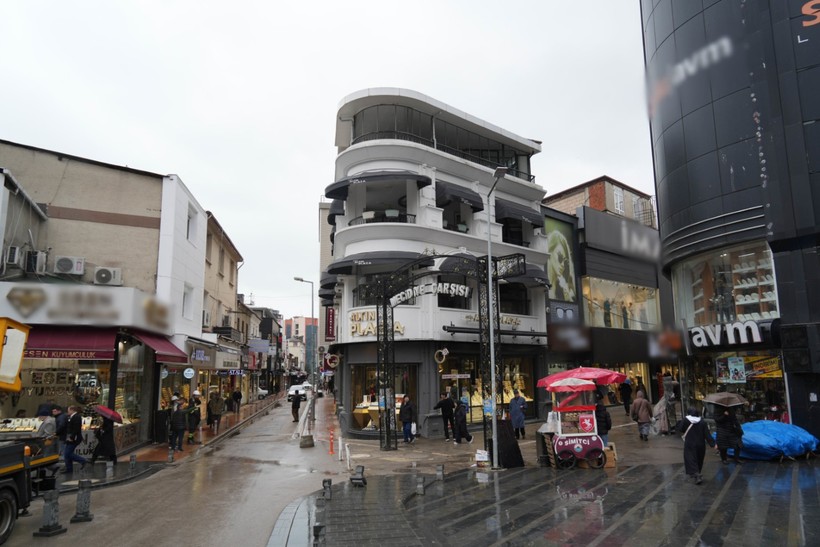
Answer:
[719,421,819,460]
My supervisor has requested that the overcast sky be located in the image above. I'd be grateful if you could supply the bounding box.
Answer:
[1,1,653,320]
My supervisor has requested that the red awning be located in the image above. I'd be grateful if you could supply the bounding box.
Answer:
[24,327,118,360]
[132,331,188,364]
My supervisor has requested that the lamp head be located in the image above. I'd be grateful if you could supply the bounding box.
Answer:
[493,167,509,179]
[294,276,304,282]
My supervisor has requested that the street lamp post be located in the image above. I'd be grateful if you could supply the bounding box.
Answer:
[487,166,507,470]
[293,277,316,385]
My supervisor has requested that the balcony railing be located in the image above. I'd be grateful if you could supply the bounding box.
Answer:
[348,211,416,226]
[351,130,536,183]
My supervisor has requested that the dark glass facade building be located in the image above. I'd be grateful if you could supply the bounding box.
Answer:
[641,0,820,436]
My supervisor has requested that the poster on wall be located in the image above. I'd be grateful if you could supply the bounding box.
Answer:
[717,356,747,384]
[543,217,577,303]
[744,355,783,379]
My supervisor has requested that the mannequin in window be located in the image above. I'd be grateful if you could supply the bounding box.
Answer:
[715,274,735,323]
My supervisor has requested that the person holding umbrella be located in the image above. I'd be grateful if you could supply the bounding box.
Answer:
[715,406,744,464]
[91,417,117,466]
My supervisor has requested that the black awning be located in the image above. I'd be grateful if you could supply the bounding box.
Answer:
[435,181,484,212]
[325,171,433,200]
[495,198,544,227]
[506,264,550,288]
[318,288,336,299]
[327,199,345,226]
[438,253,480,277]
[327,251,434,275]
[320,272,338,289]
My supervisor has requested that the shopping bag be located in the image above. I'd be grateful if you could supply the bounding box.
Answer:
[411,422,417,435]
[545,411,560,433]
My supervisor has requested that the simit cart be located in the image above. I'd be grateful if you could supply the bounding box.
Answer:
[545,377,608,469]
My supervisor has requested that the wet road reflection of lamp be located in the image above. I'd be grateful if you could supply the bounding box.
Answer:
[487,166,507,470]
[293,277,316,384]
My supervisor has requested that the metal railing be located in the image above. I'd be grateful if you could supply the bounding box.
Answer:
[348,212,416,226]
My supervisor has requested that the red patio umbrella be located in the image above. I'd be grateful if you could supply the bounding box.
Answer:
[537,367,627,389]
[94,405,123,424]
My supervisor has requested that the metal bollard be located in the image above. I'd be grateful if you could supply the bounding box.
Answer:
[130,454,137,471]
[70,479,94,523]
[436,464,445,481]
[106,461,114,480]
[312,523,325,546]
[33,490,67,537]
[416,476,425,496]
[322,479,332,500]
[167,445,175,463]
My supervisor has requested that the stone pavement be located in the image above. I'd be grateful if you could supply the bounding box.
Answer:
[273,405,820,546]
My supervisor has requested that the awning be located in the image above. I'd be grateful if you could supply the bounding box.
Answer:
[320,272,338,289]
[506,265,550,288]
[327,251,435,275]
[132,331,188,364]
[495,198,544,227]
[325,171,433,200]
[318,288,336,299]
[327,199,345,226]
[24,327,118,360]
[435,181,484,212]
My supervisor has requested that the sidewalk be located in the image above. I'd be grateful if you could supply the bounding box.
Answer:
[52,391,286,493]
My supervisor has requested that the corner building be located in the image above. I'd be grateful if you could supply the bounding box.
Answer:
[641,1,820,435]
[324,89,550,438]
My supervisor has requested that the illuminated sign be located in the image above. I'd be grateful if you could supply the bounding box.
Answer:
[804,1,820,27]
[689,321,762,348]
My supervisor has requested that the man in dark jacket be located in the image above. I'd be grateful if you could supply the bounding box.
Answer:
[399,395,417,443]
[594,393,612,446]
[619,381,633,416]
[232,387,242,415]
[169,400,188,451]
[52,405,68,457]
[291,391,301,422]
[715,407,744,464]
[453,401,473,444]
[91,417,117,465]
[433,393,455,441]
[63,405,87,474]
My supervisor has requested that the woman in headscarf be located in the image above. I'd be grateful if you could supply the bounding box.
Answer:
[680,407,715,484]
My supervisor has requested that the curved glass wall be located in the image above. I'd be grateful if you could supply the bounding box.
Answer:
[351,104,534,181]
[671,240,779,328]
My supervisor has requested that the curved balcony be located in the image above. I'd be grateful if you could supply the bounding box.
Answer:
[348,210,416,226]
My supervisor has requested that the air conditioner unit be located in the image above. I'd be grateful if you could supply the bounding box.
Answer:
[24,251,47,274]
[202,310,211,327]
[5,246,21,267]
[54,256,86,275]
[94,266,123,286]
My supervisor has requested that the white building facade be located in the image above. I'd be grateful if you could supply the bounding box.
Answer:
[323,89,550,438]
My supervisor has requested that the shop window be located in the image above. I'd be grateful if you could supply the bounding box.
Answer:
[437,274,472,310]
[581,277,660,330]
[671,241,779,328]
[499,283,529,315]
[350,364,417,431]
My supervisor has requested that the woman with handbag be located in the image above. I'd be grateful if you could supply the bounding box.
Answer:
[680,407,715,484]
[715,407,744,464]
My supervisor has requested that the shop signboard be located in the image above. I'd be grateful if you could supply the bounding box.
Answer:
[326,308,336,341]
[389,282,472,307]
[183,367,195,379]
[580,206,661,263]
[690,321,763,348]
[441,373,471,380]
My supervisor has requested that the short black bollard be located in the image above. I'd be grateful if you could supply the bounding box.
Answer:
[322,479,332,500]
[167,445,175,463]
[436,464,445,481]
[313,523,325,545]
[33,490,67,537]
[416,476,425,496]
[130,454,137,471]
[70,479,94,523]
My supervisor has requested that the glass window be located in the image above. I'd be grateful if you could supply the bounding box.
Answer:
[437,275,472,310]
[377,105,395,133]
[205,233,213,262]
[671,241,779,328]
[582,277,661,331]
[350,364,417,431]
[499,283,530,315]
[614,186,625,215]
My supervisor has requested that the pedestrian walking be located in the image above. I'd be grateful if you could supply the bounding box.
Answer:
[509,389,527,440]
[187,390,203,445]
[399,395,417,444]
[680,407,715,484]
[62,405,87,474]
[595,392,612,447]
[91,417,117,465]
[170,400,188,451]
[453,400,473,444]
[208,391,225,433]
[619,380,633,416]
[52,405,67,457]
[630,391,652,441]
[715,407,744,464]
[291,391,302,422]
[433,393,455,441]
[35,408,56,438]
[232,387,242,415]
